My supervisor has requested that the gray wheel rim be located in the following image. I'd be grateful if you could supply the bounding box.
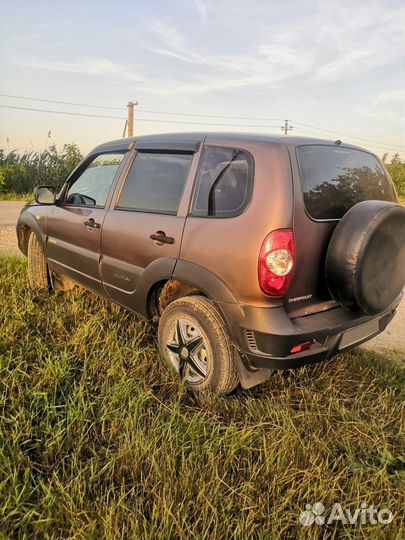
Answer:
[166,318,209,383]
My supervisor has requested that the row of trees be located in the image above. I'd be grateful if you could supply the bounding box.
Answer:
[0,144,404,197]
[382,153,405,196]
[0,144,83,195]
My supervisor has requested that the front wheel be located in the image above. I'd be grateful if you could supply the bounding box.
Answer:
[158,295,239,395]
[27,232,50,291]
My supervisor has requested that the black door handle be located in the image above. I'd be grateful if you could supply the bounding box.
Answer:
[150,232,175,244]
[84,219,101,229]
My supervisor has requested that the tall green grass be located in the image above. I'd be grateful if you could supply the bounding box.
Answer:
[0,192,33,201]
[0,144,82,196]
[0,256,404,539]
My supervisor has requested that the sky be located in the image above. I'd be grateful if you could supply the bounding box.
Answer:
[0,0,404,158]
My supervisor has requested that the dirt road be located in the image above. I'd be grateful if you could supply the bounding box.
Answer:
[1,201,403,353]
[0,201,26,256]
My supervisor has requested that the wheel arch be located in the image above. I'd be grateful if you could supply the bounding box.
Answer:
[16,210,46,256]
[172,260,239,305]
[138,259,244,333]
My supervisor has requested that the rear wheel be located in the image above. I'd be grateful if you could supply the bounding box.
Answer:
[27,232,50,291]
[158,295,239,395]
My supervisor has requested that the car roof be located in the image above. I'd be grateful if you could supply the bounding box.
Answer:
[92,132,366,154]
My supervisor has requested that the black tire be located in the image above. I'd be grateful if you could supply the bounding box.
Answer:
[158,295,239,395]
[27,232,50,291]
[326,200,405,315]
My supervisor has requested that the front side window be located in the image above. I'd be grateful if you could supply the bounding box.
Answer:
[297,145,396,220]
[66,152,125,207]
[191,146,253,217]
[117,152,193,214]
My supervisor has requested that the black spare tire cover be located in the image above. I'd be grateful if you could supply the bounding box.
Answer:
[326,200,405,315]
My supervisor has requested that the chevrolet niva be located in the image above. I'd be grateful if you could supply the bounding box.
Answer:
[17,133,405,394]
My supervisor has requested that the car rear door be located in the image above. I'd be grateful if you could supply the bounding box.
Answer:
[100,140,201,311]
[45,151,127,294]
[285,143,397,317]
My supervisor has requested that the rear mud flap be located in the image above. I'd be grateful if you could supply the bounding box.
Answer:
[234,347,272,389]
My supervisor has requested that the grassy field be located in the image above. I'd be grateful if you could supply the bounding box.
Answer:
[0,256,404,540]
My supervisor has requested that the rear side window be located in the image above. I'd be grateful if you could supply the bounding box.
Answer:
[191,146,253,217]
[117,152,193,214]
[297,145,395,220]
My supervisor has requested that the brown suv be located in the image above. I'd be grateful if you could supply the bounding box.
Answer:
[17,133,405,394]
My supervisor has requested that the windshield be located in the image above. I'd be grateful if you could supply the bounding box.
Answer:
[297,145,396,220]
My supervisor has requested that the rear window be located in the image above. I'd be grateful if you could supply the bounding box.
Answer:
[191,146,253,218]
[297,145,395,220]
[117,152,193,215]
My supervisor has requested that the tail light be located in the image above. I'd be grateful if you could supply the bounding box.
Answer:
[258,229,295,296]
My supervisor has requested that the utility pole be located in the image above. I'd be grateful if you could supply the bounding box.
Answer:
[44,129,51,151]
[127,100,138,137]
[282,119,293,135]
[122,120,128,138]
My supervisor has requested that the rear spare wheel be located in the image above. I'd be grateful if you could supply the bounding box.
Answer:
[326,200,405,315]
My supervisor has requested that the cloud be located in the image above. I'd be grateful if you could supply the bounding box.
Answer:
[373,89,405,108]
[190,0,209,19]
[21,0,405,98]
[141,18,314,95]
[358,88,405,117]
[148,20,186,53]
[25,57,148,83]
[311,2,405,82]
[139,0,404,94]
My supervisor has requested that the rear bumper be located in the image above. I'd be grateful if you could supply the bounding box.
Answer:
[230,300,400,370]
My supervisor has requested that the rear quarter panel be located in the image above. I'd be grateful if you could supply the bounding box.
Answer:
[179,139,293,307]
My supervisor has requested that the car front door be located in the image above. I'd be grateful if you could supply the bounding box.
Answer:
[100,142,199,311]
[46,151,127,294]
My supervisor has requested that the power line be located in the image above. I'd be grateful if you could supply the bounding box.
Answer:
[0,104,281,128]
[292,120,403,150]
[1,94,403,150]
[0,99,403,152]
[141,109,283,121]
[292,126,403,152]
[0,93,124,111]
[0,93,284,121]
[292,128,403,152]
[0,104,125,119]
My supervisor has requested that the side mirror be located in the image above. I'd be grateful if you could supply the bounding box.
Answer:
[34,185,55,205]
